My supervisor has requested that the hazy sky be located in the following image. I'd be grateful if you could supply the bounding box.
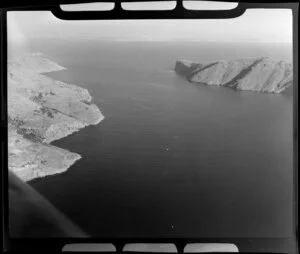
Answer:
[7,6,292,44]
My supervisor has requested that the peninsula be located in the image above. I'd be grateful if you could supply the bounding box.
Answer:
[175,57,293,93]
[8,53,104,182]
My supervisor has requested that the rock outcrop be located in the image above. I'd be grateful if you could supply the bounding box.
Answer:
[8,53,105,182]
[175,57,293,93]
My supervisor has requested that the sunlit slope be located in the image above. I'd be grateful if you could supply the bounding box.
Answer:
[175,57,292,93]
[8,53,104,181]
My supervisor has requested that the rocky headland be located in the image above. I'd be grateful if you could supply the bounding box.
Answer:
[8,53,104,182]
[175,57,293,93]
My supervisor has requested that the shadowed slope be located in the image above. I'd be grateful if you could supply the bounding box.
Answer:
[223,58,264,89]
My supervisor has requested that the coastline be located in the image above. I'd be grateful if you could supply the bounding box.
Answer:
[174,57,293,93]
[8,53,105,182]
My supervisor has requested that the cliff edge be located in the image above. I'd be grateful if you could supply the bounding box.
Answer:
[8,53,105,181]
[175,57,293,93]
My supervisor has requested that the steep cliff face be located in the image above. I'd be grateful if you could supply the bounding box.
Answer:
[175,57,293,93]
[8,53,105,181]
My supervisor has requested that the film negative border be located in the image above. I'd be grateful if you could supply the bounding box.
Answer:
[1,1,298,253]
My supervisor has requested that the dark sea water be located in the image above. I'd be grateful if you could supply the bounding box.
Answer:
[22,39,293,240]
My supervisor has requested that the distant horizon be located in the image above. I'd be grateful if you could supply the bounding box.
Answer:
[8,8,293,46]
[11,34,294,44]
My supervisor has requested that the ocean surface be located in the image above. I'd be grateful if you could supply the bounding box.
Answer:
[17,39,294,239]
